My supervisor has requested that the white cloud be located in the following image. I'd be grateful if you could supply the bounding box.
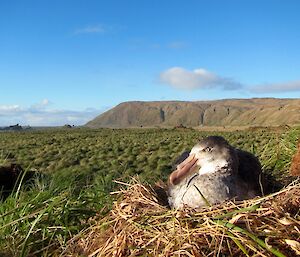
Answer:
[74,24,106,34]
[167,41,187,49]
[0,101,104,126]
[160,67,242,90]
[41,99,50,105]
[251,80,300,93]
[30,98,51,111]
[0,105,21,112]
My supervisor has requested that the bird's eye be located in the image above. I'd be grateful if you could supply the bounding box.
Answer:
[205,147,212,152]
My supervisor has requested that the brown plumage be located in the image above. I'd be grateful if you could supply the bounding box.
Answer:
[290,140,300,176]
[0,163,36,200]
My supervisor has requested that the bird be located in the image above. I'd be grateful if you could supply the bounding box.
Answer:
[168,136,263,209]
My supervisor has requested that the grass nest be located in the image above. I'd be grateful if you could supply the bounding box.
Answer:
[64,179,300,257]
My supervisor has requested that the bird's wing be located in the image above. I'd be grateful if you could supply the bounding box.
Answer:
[236,149,264,195]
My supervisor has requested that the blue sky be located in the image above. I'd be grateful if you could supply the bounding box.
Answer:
[1,0,300,126]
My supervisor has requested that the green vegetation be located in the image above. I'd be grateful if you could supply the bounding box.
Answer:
[0,127,299,256]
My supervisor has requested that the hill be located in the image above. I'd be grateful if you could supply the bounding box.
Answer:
[85,98,300,128]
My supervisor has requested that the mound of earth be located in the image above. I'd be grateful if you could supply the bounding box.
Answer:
[0,163,37,200]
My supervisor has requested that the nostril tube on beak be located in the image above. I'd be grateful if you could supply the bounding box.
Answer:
[169,154,198,185]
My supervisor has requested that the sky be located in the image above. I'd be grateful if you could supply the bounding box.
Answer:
[1,0,300,126]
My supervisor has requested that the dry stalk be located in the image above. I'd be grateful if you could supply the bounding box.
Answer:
[64,180,300,257]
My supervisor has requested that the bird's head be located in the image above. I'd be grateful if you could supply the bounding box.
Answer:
[191,136,232,167]
[169,136,237,185]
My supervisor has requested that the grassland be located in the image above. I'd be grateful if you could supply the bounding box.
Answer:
[0,127,299,256]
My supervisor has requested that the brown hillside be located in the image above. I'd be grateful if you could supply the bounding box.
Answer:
[85,98,300,128]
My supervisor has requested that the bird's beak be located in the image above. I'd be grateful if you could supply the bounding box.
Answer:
[169,154,198,185]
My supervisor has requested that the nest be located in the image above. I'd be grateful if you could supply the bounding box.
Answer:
[65,179,300,257]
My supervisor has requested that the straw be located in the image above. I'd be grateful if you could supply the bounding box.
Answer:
[64,179,300,257]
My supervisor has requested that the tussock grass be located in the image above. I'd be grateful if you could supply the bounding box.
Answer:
[64,179,300,257]
[0,174,112,257]
[0,127,299,256]
[0,151,11,166]
[257,127,300,189]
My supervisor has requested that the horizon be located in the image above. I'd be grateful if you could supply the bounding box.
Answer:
[1,1,300,126]
[2,96,299,128]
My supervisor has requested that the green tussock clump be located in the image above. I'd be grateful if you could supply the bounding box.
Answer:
[0,174,112,257]
[257,128,299,187]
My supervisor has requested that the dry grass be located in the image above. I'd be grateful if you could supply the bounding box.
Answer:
[63,179,300,257]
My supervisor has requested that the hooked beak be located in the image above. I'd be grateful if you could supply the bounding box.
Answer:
[169,154,198,185]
